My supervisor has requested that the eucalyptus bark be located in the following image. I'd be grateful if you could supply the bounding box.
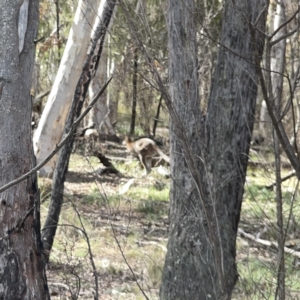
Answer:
[160,0,202,297]
[160,0,268,299]
[0,1,49,299]
[130,48,138,135]
[89,50,116,135]
[152,94,163,137]
[42,0,117,257]
[88,0,116,135]
[33,0,102,177]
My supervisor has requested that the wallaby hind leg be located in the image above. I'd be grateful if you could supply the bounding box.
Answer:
[145,157,153,173]
[139,153,151,175]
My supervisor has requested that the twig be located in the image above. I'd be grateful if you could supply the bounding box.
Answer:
[69,201,99,300]
[269,7,300,41]
[111,224,150,300]
[43,222,98,298]
[265,170,296,190]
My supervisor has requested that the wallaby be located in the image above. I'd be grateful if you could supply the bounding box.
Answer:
[123,136,170,174]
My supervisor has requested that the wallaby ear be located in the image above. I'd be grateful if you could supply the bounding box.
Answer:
[123,136,131,145]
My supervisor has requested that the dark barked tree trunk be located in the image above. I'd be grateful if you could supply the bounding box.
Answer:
[0,0,50,299]
[160,0,268,299]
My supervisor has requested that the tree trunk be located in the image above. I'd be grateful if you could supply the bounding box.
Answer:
[121,0,147,136]
[160,0,268,299]
[33,0,101,177]
[0,1,49,299]
[88,2,116,135]
[130,48,138,135]
[259,99,268,135]
[160,0,202,297]
[42,0,117,258]
[152,94,162,137]
[270,2,287,298]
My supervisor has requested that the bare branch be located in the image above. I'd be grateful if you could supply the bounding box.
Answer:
[257,66,300,176]
[269,6,300,41]
[69,200,99,300]
[270,26,299,47]
[111,223,150,300]
[253,6,268,27]
[251,23,300,177]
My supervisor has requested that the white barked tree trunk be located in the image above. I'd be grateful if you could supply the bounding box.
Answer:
[33,0,102,176]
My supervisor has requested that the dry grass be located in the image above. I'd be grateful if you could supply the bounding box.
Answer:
[41,147,300,299]
[41,152,169,299]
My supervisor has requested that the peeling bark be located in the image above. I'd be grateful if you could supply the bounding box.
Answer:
[33,0,102,176]
[42,0,117,257]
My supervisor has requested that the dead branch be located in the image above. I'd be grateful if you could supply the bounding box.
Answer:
[238,228,300,259]
[92,150,120,174]
[265,170,296,189]
[137,240,167,252]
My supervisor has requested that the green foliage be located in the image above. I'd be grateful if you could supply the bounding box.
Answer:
[110,1,170,135]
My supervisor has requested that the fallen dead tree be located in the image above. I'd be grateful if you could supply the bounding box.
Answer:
[238,228,300,259]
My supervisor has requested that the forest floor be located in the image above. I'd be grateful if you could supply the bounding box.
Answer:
[40,137,300,300]
[41,138,170,300]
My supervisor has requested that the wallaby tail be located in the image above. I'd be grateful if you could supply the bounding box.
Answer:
[157,148,170,163]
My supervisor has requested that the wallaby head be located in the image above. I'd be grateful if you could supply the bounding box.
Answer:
[123,136,133,146]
